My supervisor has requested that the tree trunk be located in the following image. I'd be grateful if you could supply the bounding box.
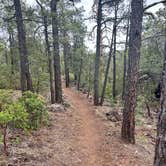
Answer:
[122,17,130,100]
[63,31,70,88]
[154,28,166,166]
[43,15,55,104]
[112,5,117,100]
[14,0,33,92]
[121,0,143,144]
[51,0,62,103]
[3,125,7,155]
[87,55,92,98]
[8,28,15,88]
[94,0,102,106]
[77,58,83,91]
[100,26,114,105]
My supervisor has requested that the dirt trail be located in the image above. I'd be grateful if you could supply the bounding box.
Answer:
[64,88,103,165]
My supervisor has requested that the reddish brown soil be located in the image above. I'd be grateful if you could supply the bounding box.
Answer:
[0,87,153,166]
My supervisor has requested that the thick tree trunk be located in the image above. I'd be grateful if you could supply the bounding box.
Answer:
[14,0,33,92]
[51,0,62,103]
[43,15,55,104]
[154,28,166,166]
[63,31,70,88]
[100,26,114,105]
[77,58,83,91]
[121,0,143,144]
[94,0,102,106]
[112,5,117,100]
[122,17,130,100]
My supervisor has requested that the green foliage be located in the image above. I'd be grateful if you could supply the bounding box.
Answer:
[0,89,14,105]
[0,90,47,153]
[5,102,28,130]
[0,101,28,130]
[0,111,13,125]
[19,91,47,129]
[0,90,47,131]
[136,95,145,116]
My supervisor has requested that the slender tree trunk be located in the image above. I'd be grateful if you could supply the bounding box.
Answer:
[87,55,92,98]
[8,29,15,88]
[121,0,143,144]
[77,58,83,91]
[43,15,55,104]
[9,32,15,75]
[51,0,62,103]
[100,26,114,105]
[14,0,33,92]
[94,0,102,105]
[63,31,70,88]
[112,5,117,100]
[122,17,130,100]
[3,125,7,155]
[154,28,166,166]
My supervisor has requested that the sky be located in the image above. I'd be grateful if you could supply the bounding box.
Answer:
[26,0,164,13]
[25,0,164,51]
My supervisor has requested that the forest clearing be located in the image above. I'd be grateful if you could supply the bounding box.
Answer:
[0,0,166,165]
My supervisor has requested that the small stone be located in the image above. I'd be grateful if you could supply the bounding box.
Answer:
[47,104,65,112]
[106,111,122,122]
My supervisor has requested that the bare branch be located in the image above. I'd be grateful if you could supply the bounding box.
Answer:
[144,12,155,19]
[143,0,166,11]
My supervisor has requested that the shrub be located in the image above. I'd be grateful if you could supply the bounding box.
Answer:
[0,101,28,154]
[0,90,47,154]
[0,89,14,105]
[19,91,47,129]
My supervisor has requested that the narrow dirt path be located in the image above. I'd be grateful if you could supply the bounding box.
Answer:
[64,87,103,166]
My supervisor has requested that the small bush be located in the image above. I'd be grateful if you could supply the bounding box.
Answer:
[19,91,47,129]
[4,102,28,130]
[0,89,14,105]
[0,101,29,154]
[0,90,47,154]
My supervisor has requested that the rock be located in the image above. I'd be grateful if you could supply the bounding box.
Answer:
[47,104,66,112]
[82,89,87,94]
[63,101,70,108]
[106,111,122,122]
[88,95,93,102]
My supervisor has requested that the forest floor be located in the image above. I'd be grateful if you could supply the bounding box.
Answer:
[0,86,156,166]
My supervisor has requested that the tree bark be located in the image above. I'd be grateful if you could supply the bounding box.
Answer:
[112,5,117,100]
[122,17,130,100]
[100,26,114,106]
[77,58,83,91]
[43,15,55,104]
[154,27,166,166]
[94,0,102,105]
[14,0,33,92]
[121,0,143,144]
[8,27,16,88]
[87,54,92,98]
[63,31,70,88]
[51,0,62,103]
